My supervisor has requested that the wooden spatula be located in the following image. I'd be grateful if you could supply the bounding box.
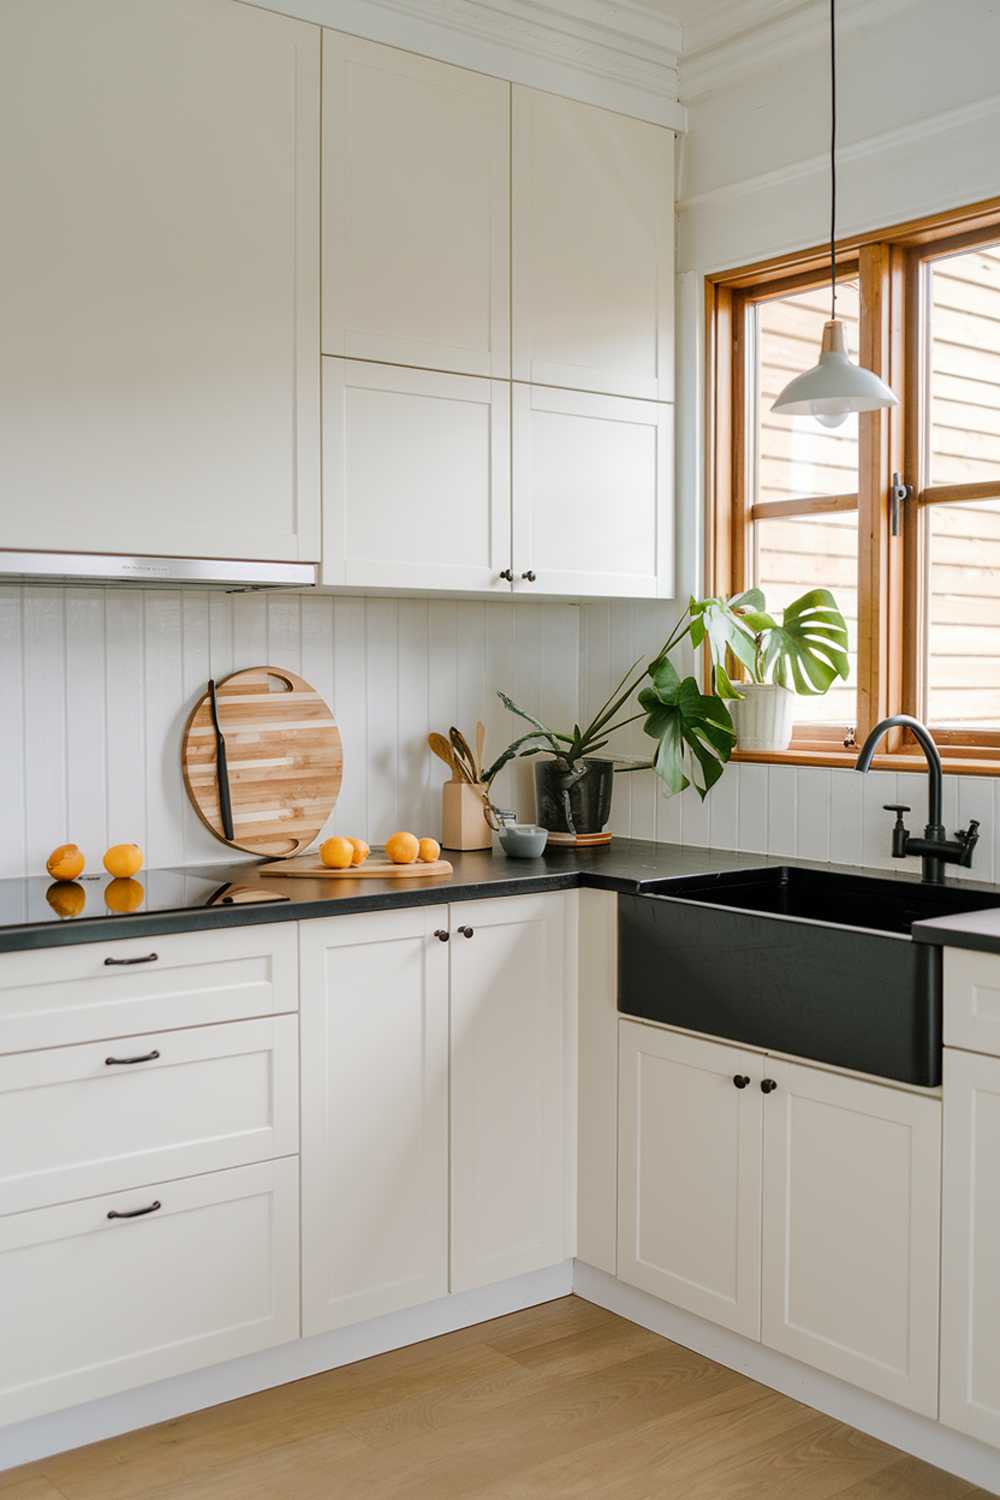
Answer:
[428,732,458,780]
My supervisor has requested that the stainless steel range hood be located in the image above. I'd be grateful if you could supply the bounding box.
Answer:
[0,552,317,591]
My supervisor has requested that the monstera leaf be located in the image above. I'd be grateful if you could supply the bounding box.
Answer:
[639,655,736,799]
[687,589,763,699]
[749,588,850,695]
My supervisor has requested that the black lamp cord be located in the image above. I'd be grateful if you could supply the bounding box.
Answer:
[829,0,837,322]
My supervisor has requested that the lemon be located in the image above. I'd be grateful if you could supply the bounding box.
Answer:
[103,843,144,879]
[104,877,145,914]
[46,880,86,919]
[47,843,85,881]
[418,837,441,864]
[320,836,354,870]
[385,831,419,865]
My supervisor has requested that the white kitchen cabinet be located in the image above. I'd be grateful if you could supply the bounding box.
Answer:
[512,87,674,401]
[0,1159,299,1427]
[0,1016,298,1216]
[450,894,569,1292]
[762,1058,941,1416]
[300,907,450,1334]
[618,1021,764,1340]
[323,34,509,378]
[0,0,319,562]
[943,947,1000,1056]
[513,384,673,597]
[941,1047,1000,1444]
[322,359,511,592]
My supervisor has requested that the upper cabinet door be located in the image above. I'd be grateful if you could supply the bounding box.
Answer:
[0,0,320,562]
[513,385,673,598]
[323,34,510,378]
[323,359,511,591]
[512,88,674,401]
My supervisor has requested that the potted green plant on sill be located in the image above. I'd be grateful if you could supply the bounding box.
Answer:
[489,586,849,836]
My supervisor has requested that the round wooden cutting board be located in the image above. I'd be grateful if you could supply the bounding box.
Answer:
[182,667,343,857]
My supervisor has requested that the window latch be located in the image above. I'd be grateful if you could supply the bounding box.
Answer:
[890,472,913,538]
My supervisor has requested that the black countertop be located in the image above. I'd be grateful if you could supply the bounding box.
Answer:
[5,838,1000,954]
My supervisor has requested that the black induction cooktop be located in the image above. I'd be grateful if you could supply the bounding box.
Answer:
[0,864,291,932]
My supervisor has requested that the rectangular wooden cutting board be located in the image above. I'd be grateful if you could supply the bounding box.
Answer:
[256,854,454,879]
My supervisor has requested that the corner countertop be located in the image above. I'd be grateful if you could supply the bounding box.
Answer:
[5,838,1000,955]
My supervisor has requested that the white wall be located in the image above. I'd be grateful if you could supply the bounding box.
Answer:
[577,0,1000,872]
[0,587,578,879]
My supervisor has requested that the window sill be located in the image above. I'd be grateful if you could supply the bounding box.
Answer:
[732,748,1000,777]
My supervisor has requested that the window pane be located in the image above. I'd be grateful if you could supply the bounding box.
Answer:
[927,496,1000,726]
[753,511,858,726]
[755,282,860,504]
[929,244,1000,487]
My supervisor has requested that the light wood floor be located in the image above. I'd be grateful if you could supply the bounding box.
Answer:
[1,1297,991,1499]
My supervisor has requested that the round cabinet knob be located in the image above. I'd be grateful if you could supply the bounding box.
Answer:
[732,1075,750,1090]
[521,570,537,583]
[457,925,474,939]
[761,1078,778,1094]
[433,929,450,943]
[499,568,514,582]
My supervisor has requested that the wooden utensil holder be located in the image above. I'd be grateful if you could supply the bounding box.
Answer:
[441,781,492,850]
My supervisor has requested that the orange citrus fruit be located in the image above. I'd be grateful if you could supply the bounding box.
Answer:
[320,836,354,870]
[104,877,145,914]
[385,831,419,864]
[47,843,85,881]
[418,837,441,863]
[348,837,370,866]
[103,843,143,879]
[46,880,86,919]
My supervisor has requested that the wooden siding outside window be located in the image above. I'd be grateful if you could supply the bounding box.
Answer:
[707,198,1000,773]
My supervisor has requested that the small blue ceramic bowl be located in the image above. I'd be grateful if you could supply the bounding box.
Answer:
[499,823,549,858]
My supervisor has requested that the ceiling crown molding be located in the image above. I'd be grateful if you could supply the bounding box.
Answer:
[678,0,916,102]
[250,0,686,128]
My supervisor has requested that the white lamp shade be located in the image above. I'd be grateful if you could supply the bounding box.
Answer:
[771,319,898,417]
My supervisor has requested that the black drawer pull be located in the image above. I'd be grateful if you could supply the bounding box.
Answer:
[107,1200,161,1221]
[104,952,158,967]
[732,1074,750,1089]
[761,1078,778,1094]
[105,1049,160,1067]
[457,925,474,939]
[433,929,450,943]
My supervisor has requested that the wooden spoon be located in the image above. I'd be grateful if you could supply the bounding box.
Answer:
[449,727,479,784]
[428,732,458,781]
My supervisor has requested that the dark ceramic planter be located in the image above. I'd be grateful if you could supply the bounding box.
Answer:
[534,757,614,836]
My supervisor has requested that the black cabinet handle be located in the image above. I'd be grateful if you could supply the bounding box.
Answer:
[499,568,514,582]
[521,570,537,583]
[105,1049,160,1067]
[104,952,158,967]
[457,925,474,938]
[761,1078,778,1094]
[433,929,450,942]
[107,1200,161,1221]
[732,1074,750,1089]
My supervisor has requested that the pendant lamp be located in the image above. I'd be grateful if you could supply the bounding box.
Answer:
[771,0,897,426]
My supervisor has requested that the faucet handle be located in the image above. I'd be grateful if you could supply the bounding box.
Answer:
[957,819,981,868]
[883,804,911,816]
[884,804,911,859]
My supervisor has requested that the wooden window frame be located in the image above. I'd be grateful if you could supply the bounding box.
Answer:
[706,194,1000,776]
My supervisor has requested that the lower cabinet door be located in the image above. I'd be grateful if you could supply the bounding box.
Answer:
[618,1020,763,1340]
[0,1158,299,1426]
[450,893,568,1292]
[300,908,450,1334]
[761,1059,940,1416]
[941,1047,1000,1444]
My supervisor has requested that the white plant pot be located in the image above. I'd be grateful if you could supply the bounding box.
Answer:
[730,684,796,752]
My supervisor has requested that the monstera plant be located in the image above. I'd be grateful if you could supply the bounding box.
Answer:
[490,587,849,833]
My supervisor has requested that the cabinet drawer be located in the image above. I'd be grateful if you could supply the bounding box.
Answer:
[0,923,298,1054]
[0,1158,299,1426]
[0,1015,298,1215]
[944,947,1000,1056]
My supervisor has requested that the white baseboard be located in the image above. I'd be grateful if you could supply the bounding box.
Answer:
[0,1261,573,1472]
[573,1261,1000,1498]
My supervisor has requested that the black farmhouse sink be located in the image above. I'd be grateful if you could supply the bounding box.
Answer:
[618,867,1000,1086]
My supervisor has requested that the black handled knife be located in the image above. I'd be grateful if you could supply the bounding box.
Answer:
[208,679,235,842]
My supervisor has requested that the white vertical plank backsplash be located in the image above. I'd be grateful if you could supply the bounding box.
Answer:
[0,588,580,878]
[578,600,1000,877]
